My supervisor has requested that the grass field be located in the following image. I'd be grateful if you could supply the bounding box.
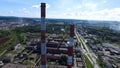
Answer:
[84,55,93,68]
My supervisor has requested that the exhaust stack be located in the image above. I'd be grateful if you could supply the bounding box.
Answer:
[41,3,46,68]
[67,24,74,68]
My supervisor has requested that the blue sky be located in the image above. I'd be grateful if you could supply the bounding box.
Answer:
[0,0,120,21]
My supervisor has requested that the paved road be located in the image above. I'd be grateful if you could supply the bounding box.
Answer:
[75,29,99,68]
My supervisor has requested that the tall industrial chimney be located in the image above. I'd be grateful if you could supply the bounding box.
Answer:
[67,24,74,68]
[41,3,46,68]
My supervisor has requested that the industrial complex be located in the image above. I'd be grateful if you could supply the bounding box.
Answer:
[1,2,120,68]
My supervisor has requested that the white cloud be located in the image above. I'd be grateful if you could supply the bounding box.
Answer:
[18,6,120,21]
[7,0,119,21]
[103,0,107,3]
[46,4,50,9]
[32,3,50,9]
[9,10,14,14]
[22,8,30,13]
[84,3,98,10]
[66,8,72,11]
[59,8,120,21]
[32,5,39,9]
[76,5,82,9]
[18,8,31,17]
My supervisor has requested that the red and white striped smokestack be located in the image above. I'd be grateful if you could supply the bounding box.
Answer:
[41,3,46,68]
[52,27,55,41]
[67,24,74,68]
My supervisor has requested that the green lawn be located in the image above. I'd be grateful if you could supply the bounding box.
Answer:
[84,55,93,68]
[9,50,18,55]
[117,43,120,46]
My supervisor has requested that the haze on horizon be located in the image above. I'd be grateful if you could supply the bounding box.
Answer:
[0,0,120,21]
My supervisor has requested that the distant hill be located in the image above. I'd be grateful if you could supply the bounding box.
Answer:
[0,16,120,31]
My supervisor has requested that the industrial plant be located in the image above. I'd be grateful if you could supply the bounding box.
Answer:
[1,2,120,68]
[0,3,85,68]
